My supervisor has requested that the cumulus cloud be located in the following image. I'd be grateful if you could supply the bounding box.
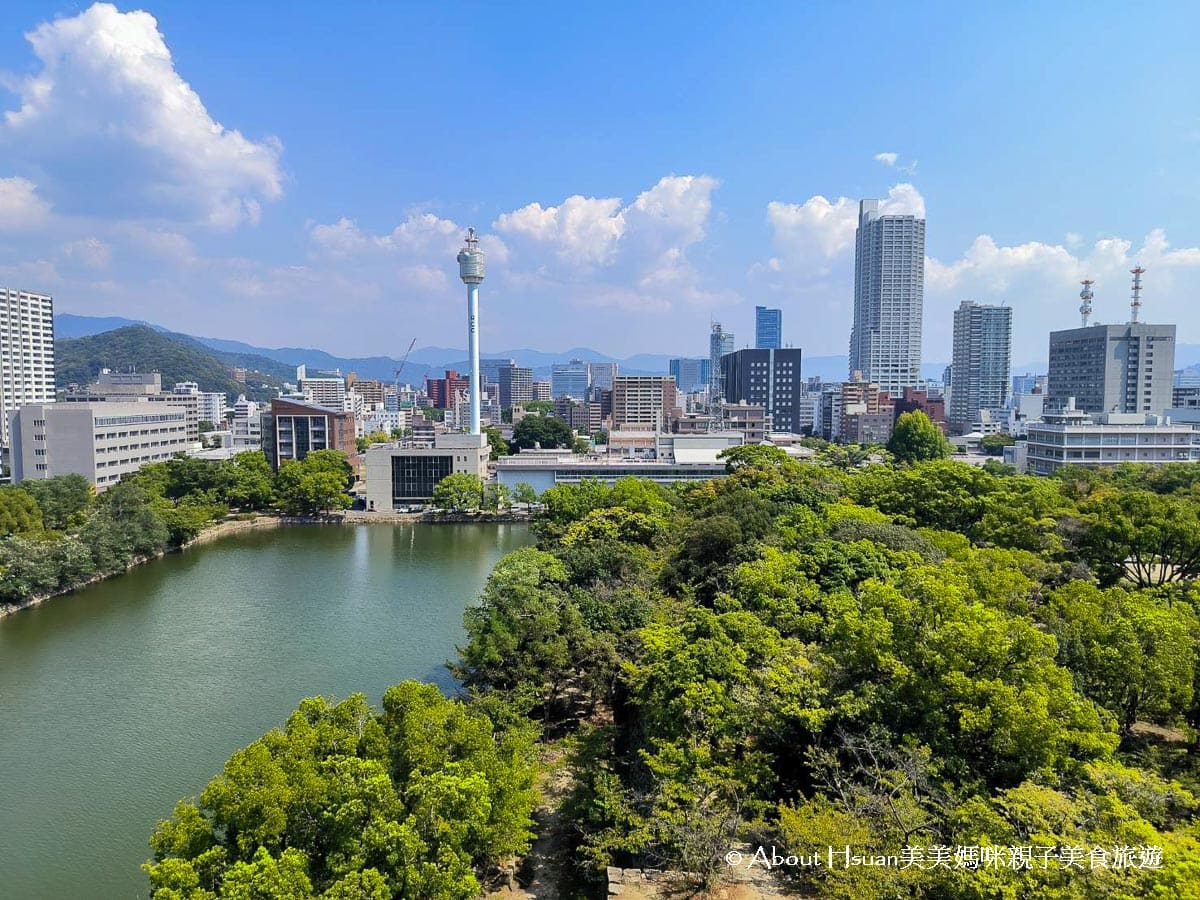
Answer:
[2,2,283,228]
[765,182,924,270]
[874,152,899,166]
[493,175,726,311]
[0,177,51,229]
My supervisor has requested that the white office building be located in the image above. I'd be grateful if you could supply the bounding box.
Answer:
[363,432,490,510]
[0,288,55,451]
[849,200,925,394]
[10,402,190,490]
[1024,399,1200,475]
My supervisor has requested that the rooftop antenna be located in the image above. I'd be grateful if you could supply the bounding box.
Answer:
[1130,265,1145,324]
[1079,279,1094,326]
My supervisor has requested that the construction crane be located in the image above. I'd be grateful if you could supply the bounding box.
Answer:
[393,338,417,393]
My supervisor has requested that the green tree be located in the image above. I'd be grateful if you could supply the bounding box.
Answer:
[886,410,951,464]
[274,452,353,516]
[511,482,538,505]
[18,474,92,530]
[1080,490,1200,587]
[431,473,486,511]
[484,427,510,460]
[980,432,1016,455]
[510,415,573,450]
[145,686,538,899]
[0,485,43,536]
[226,452,276,510]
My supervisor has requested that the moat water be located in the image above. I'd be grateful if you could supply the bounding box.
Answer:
[0,523,533,899]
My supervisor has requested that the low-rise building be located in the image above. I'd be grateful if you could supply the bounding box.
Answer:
[495,450,727,494]
[10,402,190,490]
[263,399,360,471]
[1025,399,1200,475]
[363,432,490,510]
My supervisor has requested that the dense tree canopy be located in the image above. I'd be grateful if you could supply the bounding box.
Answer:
[144,684,539,900]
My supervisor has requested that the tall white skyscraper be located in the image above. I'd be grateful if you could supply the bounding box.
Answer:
[1,288,55,450]
[949,301,1012,433]
[849,200,925,394]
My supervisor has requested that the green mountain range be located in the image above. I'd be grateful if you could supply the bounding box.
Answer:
[55,325,287,401]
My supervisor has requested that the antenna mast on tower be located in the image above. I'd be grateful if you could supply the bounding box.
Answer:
[1079,279,1094,326]
[1129,265,1145,324]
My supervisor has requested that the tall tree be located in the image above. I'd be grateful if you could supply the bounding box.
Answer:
[887,410,951,464]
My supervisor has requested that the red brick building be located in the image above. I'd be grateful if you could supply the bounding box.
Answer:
[427,370,470,409]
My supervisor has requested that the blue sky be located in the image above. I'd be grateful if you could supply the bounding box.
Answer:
[1,1,1199,365]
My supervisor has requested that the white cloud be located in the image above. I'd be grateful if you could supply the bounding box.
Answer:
[0,177,51,229]
[61,236,111,269]
[2,2,282,228]
[766,182,924,269]
[495,196,624,265]
[874,152,899,166]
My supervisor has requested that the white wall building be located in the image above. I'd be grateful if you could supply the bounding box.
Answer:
[363,432,490,510]
[1025,400,1200,475]
[10,402,190,490]
[0,288,55,451]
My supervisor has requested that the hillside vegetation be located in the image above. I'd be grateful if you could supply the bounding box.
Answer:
[55,325,285,401]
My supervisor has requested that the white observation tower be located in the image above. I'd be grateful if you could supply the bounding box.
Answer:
[457,227,485,435]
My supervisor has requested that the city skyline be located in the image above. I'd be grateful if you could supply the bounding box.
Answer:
[2,3,1200,363]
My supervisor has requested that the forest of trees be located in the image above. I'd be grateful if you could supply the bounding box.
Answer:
[143,441,1200,898]
[0,450,353,608]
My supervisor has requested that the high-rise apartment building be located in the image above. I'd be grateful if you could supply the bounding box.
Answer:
[299,376,347,410]
[709,322,735,399]
[532,381,552,402]
[1045,324,1175,416]
[498,365,533,409]
[263,399,360,472]
[0,288,55,450]
[612,375,679,432]
[551,359,591,399]
[849,200,925,394]
[948,301,1012,433]
[755,306,783,350]
[427,370,470,410]
[720,348,803,433]
[669,357,711,393]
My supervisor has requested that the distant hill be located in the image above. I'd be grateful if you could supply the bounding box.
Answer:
[55,325,282,401]
[55,313,160,339]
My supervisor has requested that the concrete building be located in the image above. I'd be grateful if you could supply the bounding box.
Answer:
[231,396,262,447]
[363,432,489,509]
[755,306,783,350]
[495,449,728,494]
[532,381,552,402]
[719,348,803,433]
[264,398,360,471]
[709,322,735,400]
[1025,400,1200,475]
[551,359,591,399]
[498,365,533,409]
[174,382,226,426]
[349,379,387,406]
[849,199,925,394]
[554,396,604,435]
[10,401,189,490]
[1045,323,1175,417]
[949,301,1012,434]
[0,288,55,453]
[839,376,893,442]
[669,357,710,393]
[299,375,347,409]
[724,402,767,443]
[612,375,680,432]
[64,371,203,446]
